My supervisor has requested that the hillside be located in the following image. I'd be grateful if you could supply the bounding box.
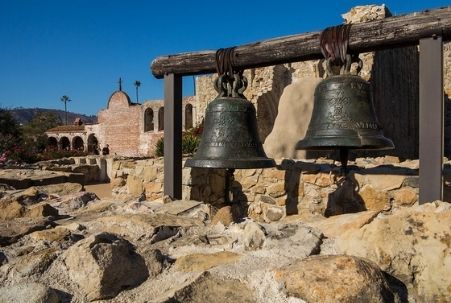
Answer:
[8,108,97,125]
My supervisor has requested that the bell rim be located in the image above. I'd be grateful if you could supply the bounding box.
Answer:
[295,137,395,151]
[185,158,276,169]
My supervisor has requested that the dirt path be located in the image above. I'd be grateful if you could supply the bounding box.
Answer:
[84,183,112,199]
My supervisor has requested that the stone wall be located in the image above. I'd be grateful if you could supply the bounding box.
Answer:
[108,156,451,223]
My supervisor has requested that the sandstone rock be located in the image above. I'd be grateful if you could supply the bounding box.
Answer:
[85,213,202,242]
[110,177,125,188]
[166,272,256,303]
[152,200,210,222]
[241,174,259,190]
[26,203,59,218]
[53,191,98,212]
[266,182,285,198]
[265,205,285,222]
[325,178,366,217]
[144,181,163,198]
[308,210,379,238]
[263,78,321,159]
[303,172,335,187]
[136,248,167,277]
[0,217,55,246]
[274,255,397,303]
[64,232,149,301]
[37,182,82,196]
[359,184,389,211]
[142,166,158,182]
[0,183,15,191]
[263,223,323,258]
[250,197,287,223]
[242,221,266,250]
[0,282,59,303]
[211,206,234,226]
[262,168,285,180]
[391,187,417,206]
[174,251,241,272]
[0,200,25,220]
[28,227,72,242]
[0,252,7,265]
[8,248,60,279]
[127,175,143,196]
[59,222,86,232]
[335,201,451,302]
[354,174,405,191]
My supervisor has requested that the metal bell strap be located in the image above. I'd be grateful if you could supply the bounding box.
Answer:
[295,24,394,174]
[185,47,275,204]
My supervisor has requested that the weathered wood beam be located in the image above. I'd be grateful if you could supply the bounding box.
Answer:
[151,7,451,78]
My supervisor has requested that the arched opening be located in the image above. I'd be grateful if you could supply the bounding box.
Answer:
[60,137,70,151]
[158,107,164,131]
[47,137,58,150]
[144,108,154,132]
[72,136,84,151]
[185,104,193,130]
[87,134,99,154]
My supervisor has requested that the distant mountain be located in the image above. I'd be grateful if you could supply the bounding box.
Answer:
[8,108,97,125]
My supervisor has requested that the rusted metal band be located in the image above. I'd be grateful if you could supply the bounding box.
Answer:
[320,24,352,66]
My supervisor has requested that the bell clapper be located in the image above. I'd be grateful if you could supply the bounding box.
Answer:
[339,148,349,176]
[224,168,235,204]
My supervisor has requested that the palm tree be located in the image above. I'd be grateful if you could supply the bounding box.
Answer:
[60,95,71,125]
[134,80,141,103]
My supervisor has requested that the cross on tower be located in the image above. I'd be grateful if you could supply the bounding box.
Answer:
[118,77,122,91]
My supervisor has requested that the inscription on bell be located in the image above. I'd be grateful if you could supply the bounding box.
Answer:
[208,103,249,112]
[213,115,235,126]
[205,141,257,148]
[315,121,379,130]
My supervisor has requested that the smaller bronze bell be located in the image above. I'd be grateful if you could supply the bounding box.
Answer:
[296,59,394,152]
[186,75,275,169]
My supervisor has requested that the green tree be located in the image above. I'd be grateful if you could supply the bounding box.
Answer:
[60,95,71,124]
[22,112,61,153]
[134,80,141,103]
[0,108,23,162]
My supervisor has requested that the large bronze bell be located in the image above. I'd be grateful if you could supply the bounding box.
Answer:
[296,59,394,152]
[185,74,275,169]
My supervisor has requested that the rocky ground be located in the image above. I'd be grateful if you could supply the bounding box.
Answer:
[0,182,449,303]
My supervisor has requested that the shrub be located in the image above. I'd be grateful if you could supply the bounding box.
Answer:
[155,127,201,157]
[155,137,164,157]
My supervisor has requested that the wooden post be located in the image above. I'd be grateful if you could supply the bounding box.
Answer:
[164,73,183,199]
[419,36,444,203]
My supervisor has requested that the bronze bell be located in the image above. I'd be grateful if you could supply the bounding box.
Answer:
[296,59,394,152]
[185,74,275,169]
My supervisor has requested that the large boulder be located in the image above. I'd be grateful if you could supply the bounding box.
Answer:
[0,282,59,303]
[37,182,83,196]
[165,272,256,303]
[63,232,149,301]
[274,255,399,303]
[335,201,451,302]
[0,217,56,246]
[263,78,320,159]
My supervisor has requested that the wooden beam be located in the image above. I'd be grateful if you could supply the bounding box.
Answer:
[151,7,451,78]
[419,36,444,203]
[163,73,183,200]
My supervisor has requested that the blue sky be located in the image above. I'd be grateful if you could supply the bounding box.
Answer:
[0,0,449,115]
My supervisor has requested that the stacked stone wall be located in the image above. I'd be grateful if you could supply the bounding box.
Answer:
[109,156,451,223]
